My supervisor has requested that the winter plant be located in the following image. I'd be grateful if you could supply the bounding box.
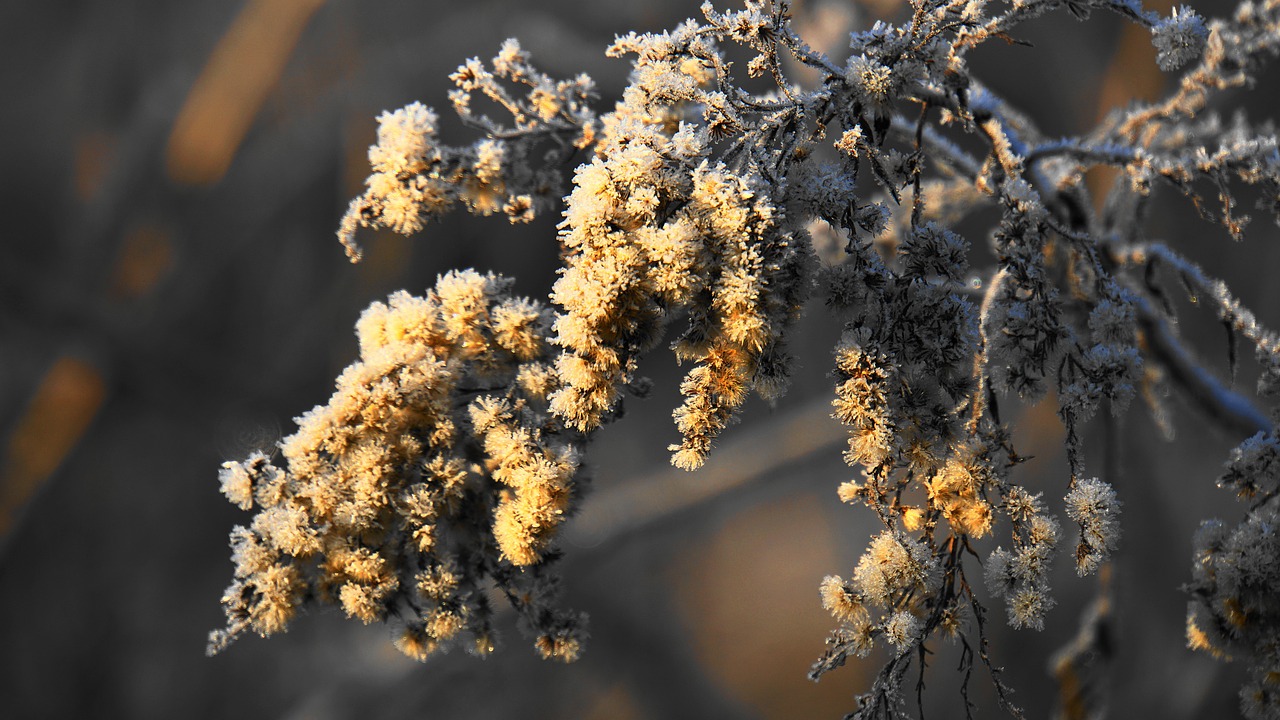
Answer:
[207,0,1280,717]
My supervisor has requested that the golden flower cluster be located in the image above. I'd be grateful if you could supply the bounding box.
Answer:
[210,271,587,662]
[337,41,597,262]
[547,26,814,470]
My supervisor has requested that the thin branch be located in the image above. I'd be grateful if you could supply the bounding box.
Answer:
[1133,292,1271,437]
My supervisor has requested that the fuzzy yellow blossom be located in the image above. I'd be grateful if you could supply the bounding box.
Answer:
[218,458,257,511]
[471,397,579,565]
[535,632,584,663]
[425,608,466,641]
[463,140,507,215]
[901,507,926,531]
[846,55,897,105]
[337,102,444,257]
[337,42,597,261]
[927,449,994,538]
[820,575,869,624]
[415,560,460,601]
[246,564,303,635]
[229,527,276,578]
[551,31,813,459]
[884,610,923,653]
[339,582,388,625]
[852,531,940,607]
[211,271,588,662]
[252,505,320,557]
[835,126,863,158]
[831,335,896,468]
[395,627,439,662]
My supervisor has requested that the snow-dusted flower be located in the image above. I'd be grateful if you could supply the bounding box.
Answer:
[1064,477,1121,576]
[1152,6,1209,71]
[210,271,588,662]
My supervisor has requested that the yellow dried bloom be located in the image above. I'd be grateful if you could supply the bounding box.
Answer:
[426,608,466,641]
[820,575,869,624]
[836,480,864,504]
[415,559,460,601]
[218,459,255,511]
[337,43,596,261]
[901,507,927,531]
[246,563,303,636]
[884,610,923,653]
[515,362,558,402]
[250,459,289,509]
[835,125,863,158]
[229,527,276,579]
[535,632,583,663]
[211,271,588,661]
[927,449,994,538]
[471,397,578,565]
[1065,477,1121,575]
[852,531,940,607]
[252,505,320,557]
[339,582,388,625]
[462,140,507,215]
[491,298,549,360]
[846,55,898,105]
[395,626,440,662]
[1009,586,1053,631]
[550,36,814,454]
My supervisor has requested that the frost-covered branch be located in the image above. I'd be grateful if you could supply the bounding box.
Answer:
[209,1,1280,717]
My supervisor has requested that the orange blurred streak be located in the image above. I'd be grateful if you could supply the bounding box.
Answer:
[74,130,115,202]
[787,0,856,86]
[859,0,905,20]
[0,356,107,534]
[110,221,175,299]
[673,493,855,719]
[1086,0,1175,206]
[166,0,326,186]
[1009,392,1068,484]
[582,683,643,720]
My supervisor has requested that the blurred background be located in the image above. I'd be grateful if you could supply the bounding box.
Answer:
[1,0,1277,717]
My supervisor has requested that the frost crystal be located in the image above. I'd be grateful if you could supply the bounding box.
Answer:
[1152,6,1209,71]
[1065,477,1121,576]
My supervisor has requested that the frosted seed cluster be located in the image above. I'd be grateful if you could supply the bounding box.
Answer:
[1064,477,1121,576]
[1152,5,1210,70]
[210,271,587,662]
[336,41,597,262]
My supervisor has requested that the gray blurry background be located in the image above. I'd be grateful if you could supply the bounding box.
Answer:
[1,0,1277,718]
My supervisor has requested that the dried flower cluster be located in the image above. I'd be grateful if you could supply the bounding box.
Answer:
[210,270,588,662]
[336,40,597,262]
[1187,361,1280,717]
[212,0,1280,717]
[548,26,816,470]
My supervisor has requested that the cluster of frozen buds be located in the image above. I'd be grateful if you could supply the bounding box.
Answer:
[1186,355,1280,719]
[212,0,1280,717]
[336,40,597,263]
[548,23,816,470]
[210,270,588,662]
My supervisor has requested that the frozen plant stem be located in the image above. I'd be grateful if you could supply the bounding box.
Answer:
[210,1,1280,718]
